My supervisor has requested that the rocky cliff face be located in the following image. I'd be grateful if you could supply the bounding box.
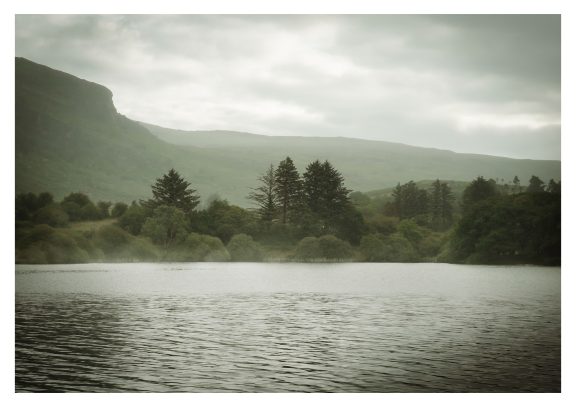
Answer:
[16,57,117,121]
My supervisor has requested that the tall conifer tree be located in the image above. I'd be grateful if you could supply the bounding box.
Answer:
[248,164,278,222]
[274,157,302,224]
[302,160,351,226]
[429,179,454,230]
[145,169,200,213]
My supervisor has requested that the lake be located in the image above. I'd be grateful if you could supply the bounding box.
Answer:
[15,262,560,392]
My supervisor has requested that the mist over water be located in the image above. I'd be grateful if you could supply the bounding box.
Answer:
[16,263,560,392]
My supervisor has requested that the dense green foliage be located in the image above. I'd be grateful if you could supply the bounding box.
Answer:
[191,199,259,244]
[15,169,561,265]
[293,235,354,261]
[448,190,560,265]
[429,179,454,231]
[227,234,264,261]
[15,223,158,264]
[141,205,189,250]
[462,176,499,213]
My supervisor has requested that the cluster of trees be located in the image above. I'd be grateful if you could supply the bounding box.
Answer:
[15,166,561,265]
[15,223,159,264]
[248,157,365,243]
[385,179,454,231]
[16,191,129,228]
[446,175,561,265]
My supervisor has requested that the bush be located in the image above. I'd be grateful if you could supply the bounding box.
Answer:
[74,233,104,261]
[97,201,112,218]
[111,202,128,218]
[43,232,90,263]
[318,235,354,260]
[170,232,230,262]
[95,224,131,255]
[359,234,387,261]
[227,233,263,261]
[294,235,354,261]
[141,205,188,249]
[61,201,82,221]
[15,225,90,264]
[122,238,159,261]
[17,224,57,248]
[32,204,69,227]
[418,232,444,259]
[16,246,47,264]
[118,202,148,235]
[80,202,102,220]
[172,232,209,261]
[293,236,321,260]
[15,192,54,221]
[397,219,426,246]
[61,193,100,221]
[366,214,398,236]
[95,224,159,261]
[382,233,418,262]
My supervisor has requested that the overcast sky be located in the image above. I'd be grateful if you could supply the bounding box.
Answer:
[15,14,560,160]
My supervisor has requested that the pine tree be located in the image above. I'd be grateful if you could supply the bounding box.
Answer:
[547,179,561,194]
[462,176,498,212]
[512,175,521,194]
[302,160,351,227]
[429,179,454,230]
[248,164,278,222]
[429,179,443,229]
[439,182,454,229]
[145,169,200,213]
[526,175,545,193]
[274,157,301,224]
[392,181,428,220]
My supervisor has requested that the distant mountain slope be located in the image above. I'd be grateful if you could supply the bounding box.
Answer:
[141,123,560,197]
[15,58,259,205]
[16,58,561,207]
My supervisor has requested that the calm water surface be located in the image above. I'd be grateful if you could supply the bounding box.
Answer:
[15,263,560,392]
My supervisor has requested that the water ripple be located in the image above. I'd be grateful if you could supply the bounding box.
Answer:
[15,264,560,392]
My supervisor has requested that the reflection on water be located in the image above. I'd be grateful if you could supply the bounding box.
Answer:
[16,263,560,392]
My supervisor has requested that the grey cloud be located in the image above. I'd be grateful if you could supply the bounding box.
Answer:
[15,14,560,160]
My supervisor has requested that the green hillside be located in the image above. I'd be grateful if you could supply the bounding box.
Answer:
[141,124,561,203]
[15,58,262,205]
[16,58,561,207]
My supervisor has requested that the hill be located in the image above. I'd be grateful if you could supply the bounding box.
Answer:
[15,58,262,206]
[16,57,560,207]
[141,123,560,202]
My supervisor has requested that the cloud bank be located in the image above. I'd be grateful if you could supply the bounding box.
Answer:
[16,14,560,159]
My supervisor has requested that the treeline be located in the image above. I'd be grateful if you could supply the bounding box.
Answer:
[15,160,561,265]
[446,175,561,265]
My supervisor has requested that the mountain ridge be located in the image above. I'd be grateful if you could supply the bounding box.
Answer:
[140,121,533,160]
[15,57,561,207]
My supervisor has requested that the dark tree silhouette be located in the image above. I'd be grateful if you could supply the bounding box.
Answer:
[145,169,200,213]
[547,179,561,194]
[391,181,428,220]
[303,160,351,228]
[429,179,454,231]
[274,157,301,224]
[512,175,521,194]
[248,164,278,222]
[526,175,546,193]
[462,176,498,212]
